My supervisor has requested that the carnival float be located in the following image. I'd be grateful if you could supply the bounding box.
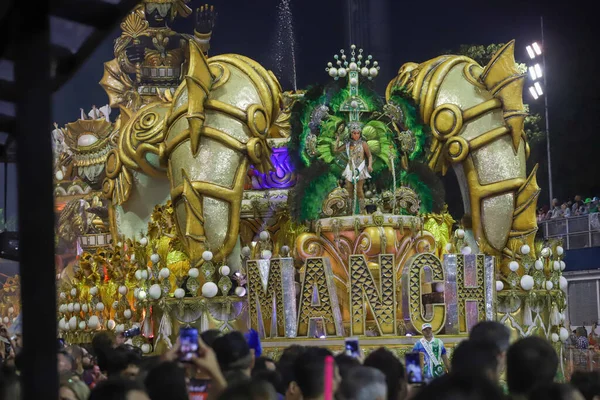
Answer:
[0,0,571,366]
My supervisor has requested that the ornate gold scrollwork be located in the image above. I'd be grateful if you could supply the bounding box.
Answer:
[322,187,351,217]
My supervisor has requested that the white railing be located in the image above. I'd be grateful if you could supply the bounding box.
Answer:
[539,213,600,250]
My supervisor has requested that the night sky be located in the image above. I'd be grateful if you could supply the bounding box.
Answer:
[51,0,600,215]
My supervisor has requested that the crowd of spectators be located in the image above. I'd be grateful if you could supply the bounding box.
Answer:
[538,195,599,222]
[0,321,597,400]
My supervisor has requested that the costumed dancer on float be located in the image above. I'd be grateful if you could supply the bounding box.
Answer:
[412,323,450,382]
[334,121,373,214]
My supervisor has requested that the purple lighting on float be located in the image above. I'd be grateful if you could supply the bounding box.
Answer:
[248,147,297,189]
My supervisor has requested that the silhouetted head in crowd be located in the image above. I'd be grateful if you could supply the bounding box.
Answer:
[469,321,511,353]
[200,329,222,348]
[253,369,285,395]
[277,345,305,400]
[571,371,600,400]
[212,331,254,377]
[412,374,504,400]
[292,347,340,400]
[529,383,585,400]
[92,331,117,372]
[340,366,387,400]
[253,356,277,374]
[363,347,406,400]
[144,361,188,400]
[506,336,558,396]
[217,379,278,400]
[106,345,143,380]
[89,378,149,400]
[334,353,360,381]
[451,339,500,383]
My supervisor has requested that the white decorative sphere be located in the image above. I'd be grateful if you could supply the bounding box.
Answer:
[124,309,132,319]
[188,268,200,278]
[150,253,160,263]
[134,270,143,281]
[90,286,99,296]
[88,316,99,330]
[70,288,77,297]
[139,237,148,246]
[557,246,564,256]
[67,303,74,312]
[553,261,561,271]
[328,67,338,77]
[445,243,453,252]
[117,242,122,248]
[551,333,559,343]
[461,246,472,255]
[119,285,128,295]
[560,261,566,271]
[115,324,125,333]
[560,276,568,291]
[141,344,152,354]
[141,269,149,280]
[174,288,185,299]
[545,281,554,290]
[58,318,66,331]
[220,266,231,276]
[149,284,162,300]
[520,275,534,291]
[68,316,78,330]
[560,312,566,322]
[59,304,67,313]
[361,67,369,76]
[235,286,247,297]
[261,250,272,260]
[520,244,531,255]
[434,283,445,293]
[560,327,569,342]
[107,320,116,330]
[350,100,358,109]
[112,301,119,310]
[534,260,544,271]
[350,77,358,86]
[202,251,213,261]
[259,231,270,241]
[456,229,465,238]
[280,245,290,256]
[73,303,81,313]
[496,281,504,292]
[130,254,136,262]
[78,321,86,330]
[81,304,88,313]
[96,302,105,312]
[59,292,66,300]
[509,261,519,272]
[56,170,64,181]
[159,268,170,279]
[369,67,378,77]
[349,62,358,71]
[541,247,551,258]
[2,317,8,324]
[137,290,147,300]
[202,282,218,298]
[338,68,347,78]
[241,246,251,257]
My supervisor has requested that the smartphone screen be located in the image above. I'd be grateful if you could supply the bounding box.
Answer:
[344,337,360,358]
[405,352,423,384]
[179,327,199,362]
[188,378,211,400]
